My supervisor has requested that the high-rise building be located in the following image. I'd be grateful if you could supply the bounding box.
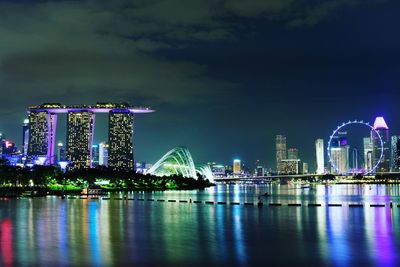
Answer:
[27,111,57,165]
[287,148,299,160]
[108,110,134,171]
[276,135,287,174]
[56,142,66,163]
[390,136,400,172]
[256,166,264,177]
[302,162,309,174]
[372,117,390,172]
[92,144,100,167]
[315,139,324,174]
[233,159,241,174]
[280,159,300,174]
[66,111,95,170]
[99,142,109,167]
[330,146,350,174]
[22,119,29,157]
[363,137,373,171]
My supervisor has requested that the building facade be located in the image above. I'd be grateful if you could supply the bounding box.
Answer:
[276,135,287,174]
[315,139,324,174]
[372,117,390,172]
[27,111,57,165]
[233,159,241,175]
[22,119,29,157]
[108,110,134,171]
[280,159,300,174]
[391,135,400,172]
[330,146,350,174]
[363,137,373,171]
[66,111,95,170]
[287,148,299,160]
[99,142,109,167]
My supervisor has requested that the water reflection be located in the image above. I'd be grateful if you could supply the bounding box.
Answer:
[0,184,398,266]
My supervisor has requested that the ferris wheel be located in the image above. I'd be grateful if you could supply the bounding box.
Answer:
[327,120,384,175]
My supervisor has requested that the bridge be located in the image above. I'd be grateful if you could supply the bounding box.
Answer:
[214,172,400,183]
[214,174,326,182]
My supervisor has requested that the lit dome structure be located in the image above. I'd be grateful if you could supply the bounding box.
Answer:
[148,147,214,182]
[148,147,197,179]
[196,164,214,183]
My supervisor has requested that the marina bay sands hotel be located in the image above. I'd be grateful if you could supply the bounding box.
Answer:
[26,103,154,170]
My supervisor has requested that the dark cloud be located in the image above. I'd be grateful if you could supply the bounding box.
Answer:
[0,0,397,166]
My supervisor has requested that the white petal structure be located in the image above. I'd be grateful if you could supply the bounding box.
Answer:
[148,147,197,179]
[196,164,214,183]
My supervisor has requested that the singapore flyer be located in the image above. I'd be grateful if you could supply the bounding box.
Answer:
[327,120,384,175]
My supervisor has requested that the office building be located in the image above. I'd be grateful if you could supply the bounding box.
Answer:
[99,142,109,167]
[22,119,29,157]
[108,110,134,171]
[280,159,300,174]
[256,166,264,177]
[330,146,350,174]
[233,159,241,175]
[66,111,95,170]
[276,135,287,174]
[92,144,100,167]
[391,136,400,172]
[56,142,66,163]
[363,137,373,171]
[302,162,309,174]
[27,111,57,165]
[372,117,390,172]
[287,148,299,160]
[315,139,325,174]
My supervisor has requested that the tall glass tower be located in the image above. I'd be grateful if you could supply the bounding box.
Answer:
[372,117,390,172]
[22,119,29,157]
[390,136,400,172]
[27,111,57,165]
[108,110,134,171]
[66,111,95,170]
[276,135,287,174]
[315,139,325,174]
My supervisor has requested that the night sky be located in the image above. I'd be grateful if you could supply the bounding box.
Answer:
[0,0,399,169]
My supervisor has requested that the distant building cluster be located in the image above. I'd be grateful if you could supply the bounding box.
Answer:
[324,117,399,175]
[275,135,305,175]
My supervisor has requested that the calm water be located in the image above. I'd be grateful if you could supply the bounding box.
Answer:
[0,184,400,267]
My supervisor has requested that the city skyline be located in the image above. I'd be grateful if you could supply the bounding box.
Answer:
[3,108,400,174]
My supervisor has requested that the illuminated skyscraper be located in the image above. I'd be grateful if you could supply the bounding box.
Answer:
[66,111,95,170]
[27,111,57,165]
[99,142,109,166]
[22,119,29,157]
[233,159,241,174]
[302,162,309,174]
[390,136,400,172]
[92,144,100,167]
[108,110,134,171]
[315,139,324,174]
[330,146,350,174]
[276,135,287,174]
[280,159,300,174]
[287,148,299,160]
[363,137,373,171]
[372,117,390,172]
[56,142,66,163]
